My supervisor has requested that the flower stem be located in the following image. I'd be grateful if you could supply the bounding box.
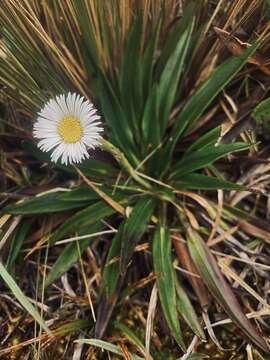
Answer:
[100,139,151,190]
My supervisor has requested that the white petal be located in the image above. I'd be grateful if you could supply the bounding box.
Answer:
[50,143,66,163]
[33,92,103,165]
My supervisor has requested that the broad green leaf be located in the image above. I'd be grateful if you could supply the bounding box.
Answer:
[165,42,260,163]
[158,17,194,135]
[98,73,139,166]
[51,194,126,244]
[76,339,144,360]
[173,173,244,190]
[45,223,102,287]
[120,15,143,130]
[175,279,205,339]
[0,262,51,335]
[103,222,124,297]
[53,319,90,336]
[184,354,208,360]
[187,227,270,354]
[59,185,120,203]
[251,96,270,138]
[251,96,270,124]
[120,197,155,273]
[4,188,98,215]
[184,126,221,155]
[171,142,249,178]
[141,84,160,148]
[152,224,186,350]
[141,20,161,99]
[59,186,99,202]
[6,219,31,272]
[155,2,196,74]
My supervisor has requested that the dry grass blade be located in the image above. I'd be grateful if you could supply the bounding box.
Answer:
[76,167,126,215]
[145,282,157,360]
[219,259,270,309]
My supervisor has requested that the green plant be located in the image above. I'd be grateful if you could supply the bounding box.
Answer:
[1,0,270,358]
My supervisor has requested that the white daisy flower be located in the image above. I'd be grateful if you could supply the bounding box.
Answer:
[33,92,103,165]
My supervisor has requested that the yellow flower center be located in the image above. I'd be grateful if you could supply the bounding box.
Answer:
[57,116,83,143]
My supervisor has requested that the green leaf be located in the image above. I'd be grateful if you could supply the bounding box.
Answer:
[186,227,270,354]
[251,96,270,138]
[115,322,146,356]
[120,15,143,130]
[184,354,209,360]
[158,17,194,135]
[51,194,126,244]
[141,20,161,99]
[184,126,221,155]
[155,2,196,75]
[0,262,51,335]
[4,188,98,215]
[251,96,270,123]
[141,84,160,148]
[171,142,249,178]
[152,223,186,350]
[45,223,102,287]
[175,279,205,339]
[98,73,139,166]
[120,197,155,273]
[59,186,99,202]
[103,222,124,297]
[6,219,31,272]
[173,173,244,190]
[53,319,90,336]
[76,339,144,360]
[166,41,260,162]
[96,224,124,339]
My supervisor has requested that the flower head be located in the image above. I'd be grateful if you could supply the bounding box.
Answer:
[33,93,103,165]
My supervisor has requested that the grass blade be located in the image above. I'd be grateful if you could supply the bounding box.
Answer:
[0,262,51,335]
[4,189,98,215]
[120,197,155,273]
[95,223,125,339]
[76,339,144,360]
[152,223,186,350]
[158,17,194,136]
[6,219,31,272]
[251,96,270,124]
[173,173,244,190]
[184,126,221,155]
[175,279,205,340]
[171,142,249,178]
[45,223,101,287]
[115,322,146,357]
